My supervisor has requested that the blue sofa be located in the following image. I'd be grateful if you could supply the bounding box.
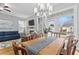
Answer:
[0,31,20,42]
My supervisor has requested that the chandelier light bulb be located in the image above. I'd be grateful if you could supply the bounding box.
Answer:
[43,13,46,17]
[38,3,41,7]
[49,12,52,15]
[37,12,40,16]
[49,5,52,12]
[40,3,45,10]
[47,3,50,8]
[34,7,38,13]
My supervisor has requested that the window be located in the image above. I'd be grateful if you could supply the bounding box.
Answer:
[18,20,25,33]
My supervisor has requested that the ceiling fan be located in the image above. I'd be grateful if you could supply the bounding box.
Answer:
[0,3,11,12]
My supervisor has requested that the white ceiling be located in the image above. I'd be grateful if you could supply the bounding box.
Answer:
[7,3,37,18]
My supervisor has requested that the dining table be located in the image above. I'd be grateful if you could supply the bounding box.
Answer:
[22,36,65,55]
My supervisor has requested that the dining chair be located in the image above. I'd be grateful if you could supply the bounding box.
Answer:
[67,42,77,55]
[60,36,78,55]
[67,36,78,55]
[33,34,37,39]
[12,41,27,55]
[21,37,27,42]
[32,33,39,39]
[38,33,43,37]
[71,45,76,55]
[31,34,35,40]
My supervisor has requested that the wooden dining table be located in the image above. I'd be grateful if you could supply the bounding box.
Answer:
[22,37,65,55]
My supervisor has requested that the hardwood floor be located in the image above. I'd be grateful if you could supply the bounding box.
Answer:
[75,50,79,55]
[0,47,14,55]
[0,47,79,55]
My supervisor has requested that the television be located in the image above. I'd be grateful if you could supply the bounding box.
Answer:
[28,20,34,25]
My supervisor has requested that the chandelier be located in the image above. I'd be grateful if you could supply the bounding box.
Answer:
[34,3,53,17]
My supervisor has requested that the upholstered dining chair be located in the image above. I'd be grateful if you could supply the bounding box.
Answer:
[60,36,78,55]
[32,34,36,39]
[67,36,78,55]
[21,37,26,42]
[12,41,27,55]
[21,36,30,42]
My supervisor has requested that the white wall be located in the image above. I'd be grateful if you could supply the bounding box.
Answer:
[0,12,23,32]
